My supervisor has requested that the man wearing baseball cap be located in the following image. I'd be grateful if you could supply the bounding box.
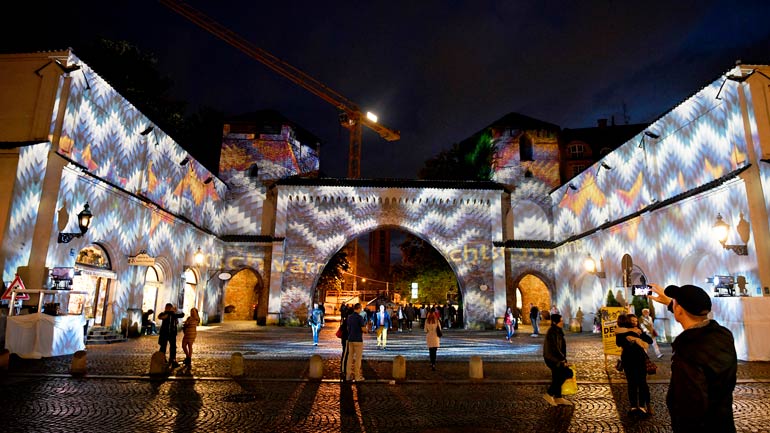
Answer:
[648,283,737,433]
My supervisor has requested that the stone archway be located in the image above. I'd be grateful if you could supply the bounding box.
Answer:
[515,274,551,325]
[267,180,507,328]
[223,268,261,321]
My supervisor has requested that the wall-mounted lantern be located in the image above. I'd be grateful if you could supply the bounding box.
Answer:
[584,253,606,278]
[713,213,750,256]
[58,203,93,243]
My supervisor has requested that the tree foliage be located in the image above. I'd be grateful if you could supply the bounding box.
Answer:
[316,250,350,298]
[391,234,457,304]
[605,289,620,307]
[418,130,494,181]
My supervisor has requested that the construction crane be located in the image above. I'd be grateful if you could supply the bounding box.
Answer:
[159,0,400,179]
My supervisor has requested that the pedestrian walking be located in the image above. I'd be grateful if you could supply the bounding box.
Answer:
[615,313,653,416]
[639,308,663,358]
[542,313,573,406]
[157,303,185,368]
[504,306,515,342]
[308,303,324,346]
[648,283,737,433]
[373,304,392,349]
[181,307,200,367]
[529,303,540,336]
[425,311,442,370]
[405,303,415,331]
[419,305,427,329]
[397,305,405,332]
[339,306,350,380]
[345,303,367,382]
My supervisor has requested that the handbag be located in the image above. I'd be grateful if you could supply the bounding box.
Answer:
[644,354,657,375]
[436,325,443,338]
[561,365,578,395]
[335,324,343,338]
[615,359,623,372]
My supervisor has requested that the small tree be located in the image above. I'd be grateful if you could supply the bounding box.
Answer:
[606,289,620,307]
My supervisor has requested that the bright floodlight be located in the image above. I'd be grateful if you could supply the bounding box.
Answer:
[366,111,378,123]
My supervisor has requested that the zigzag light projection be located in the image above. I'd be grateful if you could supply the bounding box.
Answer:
[547,66,764,343]
[56,53,227,232]
[271,180,506,327]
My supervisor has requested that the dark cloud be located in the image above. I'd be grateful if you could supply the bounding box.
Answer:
[3,1,768,178]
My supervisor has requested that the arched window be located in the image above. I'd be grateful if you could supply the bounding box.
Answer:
[519,134,533,161]
[141,266,164,320]
[74,244,115,326]
[182,268,198,315]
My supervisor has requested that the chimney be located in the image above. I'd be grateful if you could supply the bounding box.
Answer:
[597,118,608,128]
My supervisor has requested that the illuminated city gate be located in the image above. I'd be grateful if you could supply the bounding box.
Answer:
[265,179,509,328]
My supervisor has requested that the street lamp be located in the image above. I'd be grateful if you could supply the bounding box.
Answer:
[713,213,750,256]
[584,253,606,278]
[58,203,94,243]
[194,247,205,266]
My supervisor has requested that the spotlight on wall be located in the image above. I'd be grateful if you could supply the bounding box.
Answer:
[713,213,750,256]
[601,162,613,170]
[194,247,205,266]
[54,59,81,74]
[568,183,577,190]
[203,176,213,184]
[584,253,606,278]
[179,156,190,166]
[140,125,154,136]
[57,203,94,244]
[643,131,660,139]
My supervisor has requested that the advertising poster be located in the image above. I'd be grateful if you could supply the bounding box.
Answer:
[600,306,627,356]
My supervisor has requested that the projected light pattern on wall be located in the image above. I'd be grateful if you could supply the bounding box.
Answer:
[54,53,227,233]
[547,66,765,342]
[552,70,749,241]
[273,183,505,326]
[2,143,51,283]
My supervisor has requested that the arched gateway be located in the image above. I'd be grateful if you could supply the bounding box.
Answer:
[261,178,509,328]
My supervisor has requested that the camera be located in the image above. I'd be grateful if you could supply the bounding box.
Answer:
[633,285,652,296]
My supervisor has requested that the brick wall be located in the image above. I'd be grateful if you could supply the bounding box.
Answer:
[223,270,260,321]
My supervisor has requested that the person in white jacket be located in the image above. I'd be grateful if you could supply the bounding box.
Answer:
[639,308,663,359]
[425,311,442,370]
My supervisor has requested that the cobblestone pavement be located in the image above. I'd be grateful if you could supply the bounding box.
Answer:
[2,321,770,432]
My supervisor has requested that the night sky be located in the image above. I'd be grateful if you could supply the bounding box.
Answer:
[3,1,768,179]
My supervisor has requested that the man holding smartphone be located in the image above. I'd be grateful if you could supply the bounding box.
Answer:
[647,283,737,433]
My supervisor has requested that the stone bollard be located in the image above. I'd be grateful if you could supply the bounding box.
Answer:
[0,348,9,370]
[469,355,484,380]
[149,351,168,375]
[308,354,323,380]
[230,352,244,377]
[392,355,406,381]
[70,350,87,375]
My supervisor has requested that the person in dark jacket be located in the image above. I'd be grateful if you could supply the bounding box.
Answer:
[339,306,350,380]
[616,313,654,416]
[649,283,737,433]
[542,313,573,406]
[157,303,185,368]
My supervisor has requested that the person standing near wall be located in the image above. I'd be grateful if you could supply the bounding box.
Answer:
[345,303,367,382]
[504,307,515,342]
[648,283,737,433]
[616,313,653,415]
[157,303,185,368]
[529,303,540,336]
[181,307,200,367]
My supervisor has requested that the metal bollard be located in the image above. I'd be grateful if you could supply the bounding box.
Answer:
[469,355,484,380]
[70,350,87,375]
[392,355,406,380]
[230,352,244,377]
[308,354,323,380]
